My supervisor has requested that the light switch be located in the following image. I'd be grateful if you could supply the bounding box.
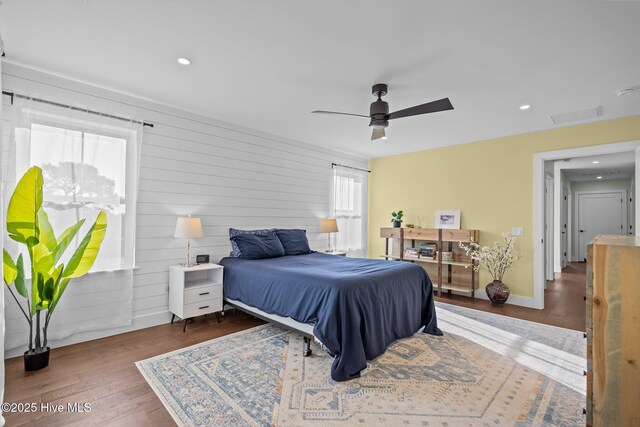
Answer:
[512,227,524,236]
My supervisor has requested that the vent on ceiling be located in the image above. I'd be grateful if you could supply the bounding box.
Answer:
[580,169,619,177]
[616,85,640,97]
[550,106,601,126]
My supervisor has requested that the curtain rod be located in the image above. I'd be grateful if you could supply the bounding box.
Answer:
[1,90,154,128]
[331,162,371,173]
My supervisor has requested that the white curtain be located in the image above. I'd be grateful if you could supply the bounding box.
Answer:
[0,46,6,426]
[332,165,368,257]
[2,96,142,351]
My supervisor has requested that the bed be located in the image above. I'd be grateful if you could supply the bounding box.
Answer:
[220,252,442,382]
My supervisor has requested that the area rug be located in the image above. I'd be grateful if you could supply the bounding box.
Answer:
[136,302,586,426]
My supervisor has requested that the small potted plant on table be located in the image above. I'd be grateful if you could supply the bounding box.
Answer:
[391,210,404,228]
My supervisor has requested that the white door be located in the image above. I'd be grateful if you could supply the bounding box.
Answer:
[578,191,625,260]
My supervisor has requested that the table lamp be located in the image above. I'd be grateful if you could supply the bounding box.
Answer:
[320,218,339,252]
[174,215,203,267]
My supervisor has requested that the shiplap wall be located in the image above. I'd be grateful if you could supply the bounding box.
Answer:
[2,62,368,356]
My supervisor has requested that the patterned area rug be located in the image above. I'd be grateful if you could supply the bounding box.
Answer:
[136,303,586,426]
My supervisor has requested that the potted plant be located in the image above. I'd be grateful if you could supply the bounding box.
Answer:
[2,166,107,371]
[459,233,518,306]
[391,210,404,228]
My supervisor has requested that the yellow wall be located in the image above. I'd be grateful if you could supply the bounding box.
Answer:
[368,115,640,298]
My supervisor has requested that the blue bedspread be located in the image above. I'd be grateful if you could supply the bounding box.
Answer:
[220,252,442,381]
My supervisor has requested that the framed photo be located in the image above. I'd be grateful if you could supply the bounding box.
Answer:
[435,210,461,229]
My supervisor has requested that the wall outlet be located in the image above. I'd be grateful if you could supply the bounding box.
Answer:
[512,227,524,236]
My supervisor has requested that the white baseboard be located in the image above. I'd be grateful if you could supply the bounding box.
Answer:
[441,288,535,309]
[4,311,172,359]
[473,289,536,308]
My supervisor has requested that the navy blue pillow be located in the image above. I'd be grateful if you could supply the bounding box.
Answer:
[275,229,312,255]
[228,228,274,257]
[230,231,285,259]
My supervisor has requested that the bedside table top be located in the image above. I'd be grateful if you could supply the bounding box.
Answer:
[170,263,222,272]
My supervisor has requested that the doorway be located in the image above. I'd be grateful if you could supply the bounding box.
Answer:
[533,141,640,310]
[576,190,627,260]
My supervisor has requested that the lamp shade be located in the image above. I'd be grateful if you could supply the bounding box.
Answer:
[320,218,338,233]
[174,216,203,238]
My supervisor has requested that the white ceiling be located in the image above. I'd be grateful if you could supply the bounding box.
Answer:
[555,152,636,182]
[2,1,640,159]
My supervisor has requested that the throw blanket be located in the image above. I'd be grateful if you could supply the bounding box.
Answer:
[220,253,442,381]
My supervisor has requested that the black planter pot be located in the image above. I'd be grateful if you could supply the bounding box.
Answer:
[485,280,510,306]
[392,220,402,228]
[24,347,50,371]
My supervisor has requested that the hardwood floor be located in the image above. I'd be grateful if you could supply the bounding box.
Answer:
[436,262,587,331]
[3,263,586,426]
[3,312,265,427]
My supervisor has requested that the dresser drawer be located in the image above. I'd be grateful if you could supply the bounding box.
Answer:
[183,298,222,318]
[184,284,222,304]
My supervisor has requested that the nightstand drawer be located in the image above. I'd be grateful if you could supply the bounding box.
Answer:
[184,284,222,304]
[183,298,222,318]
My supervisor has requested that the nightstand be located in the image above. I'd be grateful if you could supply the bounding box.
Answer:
[324,251,347,257]
[169,263,223,332]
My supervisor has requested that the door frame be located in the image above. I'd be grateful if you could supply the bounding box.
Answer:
[574,189,627,261]
[567,185,573,262]
[545,174,554,281]
[636,145,640,232]
[533,140,640,310]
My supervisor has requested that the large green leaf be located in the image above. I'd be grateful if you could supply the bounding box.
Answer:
[37,209,57,252]
[3,249,17,286]
[49,275,69,314]
[29,241,56,315]
[62,211,107,279]
[14,255,27,298]
[31,242,55,278]
[7,166,43,244]
[32,272,43,315]
[3,251,28,298]
[52,219,85,264]
[41,277,55,309]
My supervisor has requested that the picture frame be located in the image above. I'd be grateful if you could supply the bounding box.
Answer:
[435,210,461,229]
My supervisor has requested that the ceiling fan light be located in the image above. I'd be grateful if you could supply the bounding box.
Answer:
[370,118,389,129]
[372,128,386,140]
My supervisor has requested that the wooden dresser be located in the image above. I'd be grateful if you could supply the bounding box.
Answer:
[586,235,640,426]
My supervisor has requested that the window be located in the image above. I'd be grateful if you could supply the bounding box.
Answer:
[332,165,368,256]
[5,101,142,272]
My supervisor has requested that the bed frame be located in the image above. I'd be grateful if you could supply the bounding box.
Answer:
[224,298,314,356]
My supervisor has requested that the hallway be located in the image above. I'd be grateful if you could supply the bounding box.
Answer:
[435,262,586,331]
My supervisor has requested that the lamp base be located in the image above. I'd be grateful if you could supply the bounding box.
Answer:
[180,263,198,268]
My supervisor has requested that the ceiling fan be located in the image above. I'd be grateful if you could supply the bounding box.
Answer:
[312,83,454,140]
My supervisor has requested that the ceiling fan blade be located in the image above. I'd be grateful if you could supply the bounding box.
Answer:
[371,128,387,141]
[386,98,453,120]
[312,110,370,118]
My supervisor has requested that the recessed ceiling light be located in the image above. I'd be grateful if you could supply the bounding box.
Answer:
[519,104,531,110]
[177,57,192,65]
[596,176,603,179]
[592,160,600,164]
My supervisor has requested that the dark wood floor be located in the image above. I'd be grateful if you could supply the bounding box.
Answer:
[435,262,587,332]
[3,263,586,426]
